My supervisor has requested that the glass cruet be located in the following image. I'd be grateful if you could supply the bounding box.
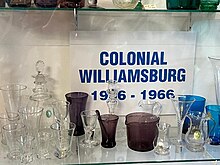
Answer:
[27,60,56,132]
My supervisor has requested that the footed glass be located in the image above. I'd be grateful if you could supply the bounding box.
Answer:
[80,110,99,148]
[170,95,195,153]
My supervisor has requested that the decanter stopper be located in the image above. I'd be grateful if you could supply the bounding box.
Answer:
[34,60,47,85]
[106,80,118,114]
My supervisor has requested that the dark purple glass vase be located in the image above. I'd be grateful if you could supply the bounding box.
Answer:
[65,92,88,136]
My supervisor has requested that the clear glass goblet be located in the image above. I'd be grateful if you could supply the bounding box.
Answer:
[80,110,99,148]
[170,95,195,153]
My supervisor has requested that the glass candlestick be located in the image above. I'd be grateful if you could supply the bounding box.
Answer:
[170,95,195,153]
[106,80,118,114]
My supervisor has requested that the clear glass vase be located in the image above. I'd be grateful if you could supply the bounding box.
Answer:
[209,57,220,105]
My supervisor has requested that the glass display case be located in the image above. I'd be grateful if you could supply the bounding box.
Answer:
[0,1,220,164]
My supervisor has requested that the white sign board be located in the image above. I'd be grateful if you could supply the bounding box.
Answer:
[70,31,196,115]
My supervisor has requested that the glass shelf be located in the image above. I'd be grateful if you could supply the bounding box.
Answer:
[0,6,220,12]
[78,7,220,13]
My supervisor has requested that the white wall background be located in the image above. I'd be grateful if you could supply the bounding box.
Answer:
[0,1,220,115]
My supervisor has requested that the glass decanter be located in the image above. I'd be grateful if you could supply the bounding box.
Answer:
[27,60,56,159]
[28,60,56,129]
[106,80,118,114]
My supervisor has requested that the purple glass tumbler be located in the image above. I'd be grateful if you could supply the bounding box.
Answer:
[98,114,119,148]
[65,92,88,136]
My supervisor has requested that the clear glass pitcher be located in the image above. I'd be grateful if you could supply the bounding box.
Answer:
[185,111,214,152]
[138,99,162,116]
[209,57,220,105]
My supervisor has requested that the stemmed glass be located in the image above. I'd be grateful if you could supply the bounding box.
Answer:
[80,110,99,148]
[170,95,195,152]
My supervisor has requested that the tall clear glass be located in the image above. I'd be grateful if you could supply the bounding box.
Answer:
[170,95,195,152]
[0,84,27,116]
[209,57,220,105]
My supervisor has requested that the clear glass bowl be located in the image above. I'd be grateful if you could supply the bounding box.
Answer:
[112,0,139,9]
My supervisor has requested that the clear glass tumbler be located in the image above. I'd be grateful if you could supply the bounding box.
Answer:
[2,123,27,160]
[50,121,76,159]
[0,112,20,145]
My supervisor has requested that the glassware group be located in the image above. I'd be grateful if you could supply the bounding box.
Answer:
[1,57,220,164]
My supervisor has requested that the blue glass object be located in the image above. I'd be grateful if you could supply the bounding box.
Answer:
[183,95,206,134]
[206,105,220,145]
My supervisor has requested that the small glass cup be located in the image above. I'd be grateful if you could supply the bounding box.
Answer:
[0,112,20,145]
[50,121,76,159]
[154,122,171,155]
[36,129,53,159]
[18,135,35,164]
[2,123,27,160]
